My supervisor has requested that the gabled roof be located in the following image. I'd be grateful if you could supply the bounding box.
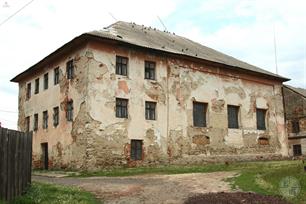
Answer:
[11,21,289,82]
[284,85,306,98]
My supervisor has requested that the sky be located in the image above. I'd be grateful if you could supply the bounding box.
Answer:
[0,0,305,129]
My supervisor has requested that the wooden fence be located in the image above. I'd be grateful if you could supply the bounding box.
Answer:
[0,128,32,201]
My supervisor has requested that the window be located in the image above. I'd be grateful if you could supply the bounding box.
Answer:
[256,109,266,130]
[34,113,38,131]
[34,78,39,94]
[66,60,74,79]
[25,116,30,132]
[67,100,73,121]
[130,140,142,160]
[144,61,156,80]
[53,106,59,127]
[44,73,48,90]
[228,105,239,129]
[293,144,302,156]
[43,111,48,129]
[292,120,300,133]
[193,102,208,127]
[54,67,60,85]
[116,98,128,118]
[116,56,128,76]
[145,101,156,120]
[26,83,31,100]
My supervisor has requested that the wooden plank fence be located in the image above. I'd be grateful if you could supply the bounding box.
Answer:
[0,128,32,201]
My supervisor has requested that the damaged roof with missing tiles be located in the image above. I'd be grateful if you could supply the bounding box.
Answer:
[11,21,289,82]
[87,21,288,81]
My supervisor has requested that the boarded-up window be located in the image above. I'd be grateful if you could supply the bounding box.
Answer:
[67,100,73,121]
[193,102,207,127]
[43,111,48,129]
[44,73,48,90]
[145,101,156,120]
[53,106,59,127]
[131,140,142,160]
[35,78,39,94]
[116,56,128,76]
[256,109,266,130]
[34,113,38,131]
[144,61,156,80]
[292,120,300,133]
[25,116,30,132]
[293,144,302,156]
[26,83,31,100]
[54,67,60,85]
[228,105,239,129]
[116,98,128,118]
[66,60,74,79]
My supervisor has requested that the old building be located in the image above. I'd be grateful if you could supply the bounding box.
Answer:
[283,85,306,156]
[11,21,289,170]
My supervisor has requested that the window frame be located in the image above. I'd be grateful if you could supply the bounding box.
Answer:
[116,56,128,76]
[145,101,156,120]
[26,83,31,100]
[256,108,267,130]
[292,120,300,133]
[116,98,128,118]
[54,67,60,85]
[43,73,49,90]
[53,106,59,127]
[144,61,156,80]
[227,105,240,129]
[42,111,48,129]
[130,140,143,161]
[25,116,30,132]
[293,144,302,156]
[34,78,39,94]
[66,60,74,79]
[34,113,38,131]
[66,100,73,121]
[193,101,208,127]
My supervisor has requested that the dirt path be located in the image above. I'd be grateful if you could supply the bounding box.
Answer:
[33,171,237,204]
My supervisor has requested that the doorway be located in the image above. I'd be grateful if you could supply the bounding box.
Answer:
[41,143,48,170]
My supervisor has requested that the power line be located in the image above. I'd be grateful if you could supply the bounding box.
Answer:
[0,0,35,28]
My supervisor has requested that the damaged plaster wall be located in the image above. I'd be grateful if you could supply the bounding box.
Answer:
[80,41,288,168]
[18,39,289,170]
[283,86,306,156]
[18,46,91,169]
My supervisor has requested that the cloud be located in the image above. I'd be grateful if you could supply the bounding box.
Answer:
[171,0,306,88]
[0,0,305,129]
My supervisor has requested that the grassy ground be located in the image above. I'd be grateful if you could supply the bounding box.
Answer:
[31,160,305,203]
[1,182,99,204]
[229,160,306,204]
[66,160,301,177]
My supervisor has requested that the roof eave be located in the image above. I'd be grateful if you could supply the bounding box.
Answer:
[11,32,290,83]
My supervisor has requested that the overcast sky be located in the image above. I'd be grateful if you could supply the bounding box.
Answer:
[0,0,305,129]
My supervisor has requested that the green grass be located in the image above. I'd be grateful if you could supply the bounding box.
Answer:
[228,161,306,204]
[69,160,300,177]
[3,182,99,204]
